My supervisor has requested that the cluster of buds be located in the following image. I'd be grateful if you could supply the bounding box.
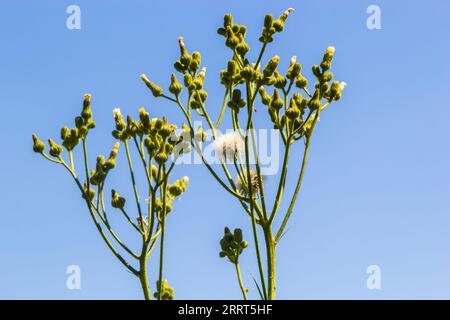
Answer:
[32,94,96,158]
[219,227,248,264]
[254,46,346,137]
[90,143,119,186]
[150,176,189,220]
[112,107,189,165]
[259,8,294,43]
[174,37,202,75]
[217,14,249,56]
[154,280,174,300]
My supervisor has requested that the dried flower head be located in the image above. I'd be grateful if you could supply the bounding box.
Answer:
[214,132,243,161]
[235,170,264,197]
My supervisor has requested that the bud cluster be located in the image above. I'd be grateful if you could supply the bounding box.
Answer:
[219,227,248,264]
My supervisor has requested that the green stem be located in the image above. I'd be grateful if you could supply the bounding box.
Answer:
[157,166,168,300]
[138,248,151,300]
[263,225,276,300]
[234,262,248,300]
[124,140,144,229]
[215,89,229,128]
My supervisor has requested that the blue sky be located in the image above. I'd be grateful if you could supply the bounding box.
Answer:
[0,0,449,299]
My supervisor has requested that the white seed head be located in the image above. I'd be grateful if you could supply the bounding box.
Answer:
[339,81,347,90]
[235,170,264,197]
[214,132,243,161]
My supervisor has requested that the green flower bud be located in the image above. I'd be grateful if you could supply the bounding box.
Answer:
[138,107,151,132]
[183,73,193,88]
[112,108,126,131]
[75,116,84,129]
[82,181,95,201]
[111,189,126,209]
[60,126,70,140]
[264,14,274,28]
[270,89,283,110]
[154,280,174,300]
[263,55,280,78]
[228,89,246,111]
[273,70,286,88]
[189,52,201,73]
[155,152,168,165]
[312,65,321,78]
[239,65,256,81]
[151,164,159,180]
[169,74,183,96]
[295,75,308,89]
[258,86,271,106]
[104,142,119,170]
[293,93,303,107]
[48,138,62,157]
[286,107,300,120]
[81,94,92,120]
[286,57,302,80]
[322,72,334,82]
[236,42,249,56]
[308,90,322,111]
[140,74,163,97]
[32,134,45,153]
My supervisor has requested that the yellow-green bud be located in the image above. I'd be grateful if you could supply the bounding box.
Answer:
[32,134,45,153]
[81,94,92,120]
[48,138,62,157]
[140,74,163,97]
[295,75,308,88]
[263,55,280,78]
[270,89,283,110]
[60,126,70,140]
[273,70,286,88]
[111,189,126,209]
[259,86,271,105]
[169,74,183,96]
[82,181,95,201]
[105,142,119,170]
[138,107,151,131]
[155,152,168,165]
[189,52,201,73]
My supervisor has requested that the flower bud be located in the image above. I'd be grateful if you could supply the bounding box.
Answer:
[308,90,322,111]
[264,14,274,28]
[48,138,62,157]
[111,189,126,209]
[259,86,271,105]
[155,152,168,165]
[82,181,95,201]
[81,94,92,120]
[273,70,286,88]
[270,89,283,110]
[113,108,126,131]
[32,134,45,153]
[295,75,308,89]
[263,55,280,78]
[60,126,70,140]
[140,74,163,97]
[104,142,119,170]
[169,74,183,96]
[312,65,321,78]
[189,52,201,73]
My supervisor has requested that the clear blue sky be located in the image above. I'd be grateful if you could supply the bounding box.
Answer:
[1,0,449,299]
